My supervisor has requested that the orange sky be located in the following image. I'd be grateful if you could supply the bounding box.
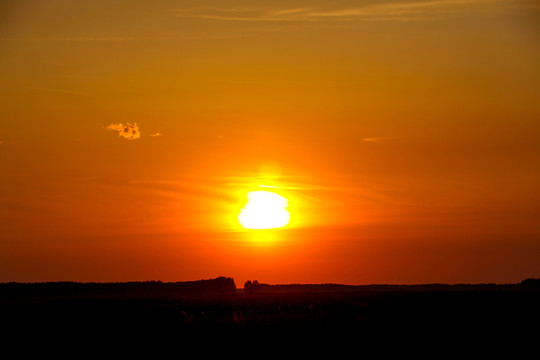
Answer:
[1,0,539,285]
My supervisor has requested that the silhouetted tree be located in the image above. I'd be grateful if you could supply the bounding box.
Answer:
[244,280,260,293]
[520,278,540,290]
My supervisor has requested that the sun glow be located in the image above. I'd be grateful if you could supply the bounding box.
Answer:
[238,190,290,229]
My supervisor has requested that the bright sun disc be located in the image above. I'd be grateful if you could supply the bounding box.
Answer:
[238,190,290,229]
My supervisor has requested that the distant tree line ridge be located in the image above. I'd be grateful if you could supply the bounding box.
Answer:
[520,277,540,289]
[0,276,236,298]
[1,277,537,298]
[242,278,540,293]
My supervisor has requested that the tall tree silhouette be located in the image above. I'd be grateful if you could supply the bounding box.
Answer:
[244,280,260,293]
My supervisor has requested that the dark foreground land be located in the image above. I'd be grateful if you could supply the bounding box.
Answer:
[2,278,539,351]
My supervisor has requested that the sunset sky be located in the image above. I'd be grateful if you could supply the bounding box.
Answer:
[1,0,539,285]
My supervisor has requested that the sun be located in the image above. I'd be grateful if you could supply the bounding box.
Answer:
[238,190,290,229]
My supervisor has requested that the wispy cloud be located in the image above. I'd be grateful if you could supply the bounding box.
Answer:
[362,136,399,144]
[107,123,141,140]
[149,132,163,137]
[1,37,134,42]
[27,87,85,95]
[171,0,520,23]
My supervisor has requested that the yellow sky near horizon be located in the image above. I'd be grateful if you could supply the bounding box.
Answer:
[1,0,539,284]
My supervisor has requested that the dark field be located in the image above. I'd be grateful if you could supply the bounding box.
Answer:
[2,279,539,351]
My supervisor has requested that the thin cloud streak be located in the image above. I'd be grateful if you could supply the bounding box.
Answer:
[1,37,134,42]
[362,137,399,144]
[172,0,525,23]
[27,87,85,95]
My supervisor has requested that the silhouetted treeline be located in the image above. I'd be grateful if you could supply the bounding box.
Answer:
[243,280,260,293]
[520,277,540,289]
[3,277,537,299]
[0,276,236,299]
[251,282,523,293]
